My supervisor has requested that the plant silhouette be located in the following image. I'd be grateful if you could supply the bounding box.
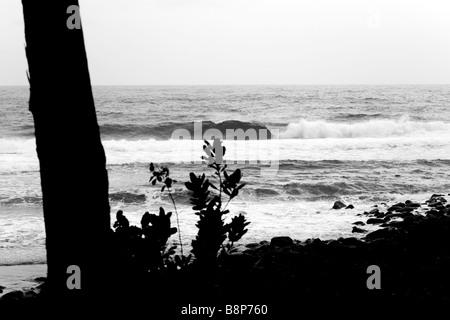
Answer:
[187,139,250,267]
[113,208,179,274]
[112,139,249,276]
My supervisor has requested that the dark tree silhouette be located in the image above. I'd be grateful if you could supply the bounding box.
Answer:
[22,1,111,299]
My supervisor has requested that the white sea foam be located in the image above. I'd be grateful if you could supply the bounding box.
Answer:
[281,118,450,139]
[2,129,450,173]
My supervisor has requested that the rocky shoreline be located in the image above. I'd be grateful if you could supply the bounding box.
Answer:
[1,193,450,316]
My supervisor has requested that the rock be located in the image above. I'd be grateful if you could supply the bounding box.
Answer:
[270,236,294,248]
[345,204,354,209]
[367,218,384,224]
[426,210,442,218]
[0,290,24,302]
[403,216,416,225]
[352,226,367,233]
[374,211,385,218]
[332,201,346,209]
[405,200,421,208]
[394,207,414,213]
[387,202,406,212]
[429,202,445,208]
[34,277,46,283]
[339,237,362,246]
[353,221,365,226]
[369,208,379,215]
[245,242,262,249]
[364,227,399,241]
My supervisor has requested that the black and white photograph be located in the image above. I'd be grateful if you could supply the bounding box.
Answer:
[1,0,450,317]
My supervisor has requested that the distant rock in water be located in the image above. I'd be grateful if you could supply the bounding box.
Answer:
[332,201,346,209]
[346,204,354,209]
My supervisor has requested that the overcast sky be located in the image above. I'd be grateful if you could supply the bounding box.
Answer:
[1,0,450,85]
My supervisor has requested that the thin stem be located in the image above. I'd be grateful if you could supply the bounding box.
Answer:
[168,187,183,257]
[217,164,222,208]
[223,197,232,212]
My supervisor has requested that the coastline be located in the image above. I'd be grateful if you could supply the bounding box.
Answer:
[0,264,46,297]
[1,193,449,309]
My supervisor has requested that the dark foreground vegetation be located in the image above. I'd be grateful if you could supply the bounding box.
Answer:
[1,142,450,317]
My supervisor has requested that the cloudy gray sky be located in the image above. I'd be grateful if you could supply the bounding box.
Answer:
[1,0,450,85]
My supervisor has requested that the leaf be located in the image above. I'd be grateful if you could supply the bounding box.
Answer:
[141,212,151,228]
[236,183,246,190]
[209,182,218,190]
[161,185,166,192]
[149,163,154,172]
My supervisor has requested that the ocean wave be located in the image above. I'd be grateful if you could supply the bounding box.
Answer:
[109,192,146,204]
[336,113,385,121]
[283,182,361,196]
[281,118,450,139]
[101,120,271,140]
[0,196,42,206]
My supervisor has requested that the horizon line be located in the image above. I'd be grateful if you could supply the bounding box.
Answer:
[1,83,450,87]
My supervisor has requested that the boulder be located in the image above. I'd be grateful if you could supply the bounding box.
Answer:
[270,236,294,248]
[374,211,385,218]
[332,201,346,209]
[364,227,399,241]
[405,200,421,208]
[352,226,367,233]
[352,221,365,226]
[367,218,384,224]
[345,204,354,209]
[0,290,24,302]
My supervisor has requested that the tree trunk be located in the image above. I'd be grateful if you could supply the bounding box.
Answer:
[22,1,111,299]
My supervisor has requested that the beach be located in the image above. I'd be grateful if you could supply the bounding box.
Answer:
[0,264,46,297]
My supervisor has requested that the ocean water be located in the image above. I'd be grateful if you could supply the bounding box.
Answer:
[1,85,450,266]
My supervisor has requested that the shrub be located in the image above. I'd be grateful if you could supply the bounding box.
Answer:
[187,138,250,267]
[112,138,250,275]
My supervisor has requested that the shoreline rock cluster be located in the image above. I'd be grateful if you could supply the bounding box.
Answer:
[2,194,450,315]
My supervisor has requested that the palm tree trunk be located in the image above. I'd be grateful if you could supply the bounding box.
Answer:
[22,0,111,298]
